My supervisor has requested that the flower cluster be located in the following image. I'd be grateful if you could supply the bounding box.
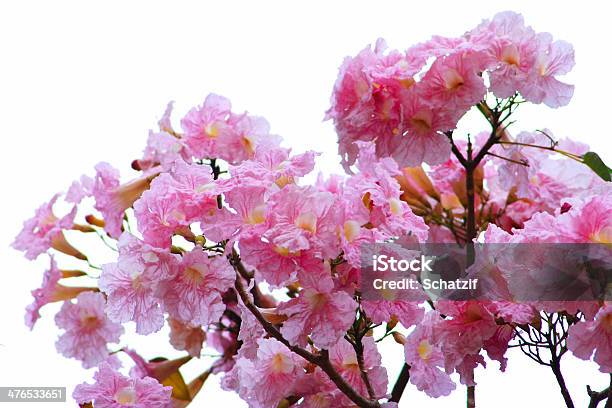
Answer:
[13,10,611,408]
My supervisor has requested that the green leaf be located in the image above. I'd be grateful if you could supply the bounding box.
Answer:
[583,151,612,182]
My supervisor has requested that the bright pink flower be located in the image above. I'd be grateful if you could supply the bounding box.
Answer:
[327,336,388,400]
[168,318,206,357]
[25,256,92,329]
[404,311,456,398]
[233,338,305,408]
[55,292,124,368]
[278,264,357,349]
[483,325,514,371]
[162,247,234,327]
[12,194,80,260]
[73,362,172,408]
[99,233,179,335]
[92,162,154,238]
[568,305,612,372]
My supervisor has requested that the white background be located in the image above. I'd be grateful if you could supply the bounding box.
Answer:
[0,1,610,407]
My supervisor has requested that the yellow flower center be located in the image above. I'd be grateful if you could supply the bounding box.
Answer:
[115,387,137,405]
[417,339,434,361]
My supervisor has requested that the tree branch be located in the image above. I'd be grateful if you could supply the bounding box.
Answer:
[390,364,411,403]
[233,265,379,408]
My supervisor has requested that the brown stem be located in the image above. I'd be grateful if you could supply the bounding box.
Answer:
[390,364,411,403]
[354,339,377,399]
[551,359,574,408]
[233,268,378,408]
[467,385,476,408]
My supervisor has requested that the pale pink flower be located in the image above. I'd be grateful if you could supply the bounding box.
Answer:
[25,256,92,329]
[382,91,453,167]
[404,311,456,398]
[181,93,232,159]
[522,34,575,108]
[162,247,234,327]
[134,161,224,247]
[73,362,172,408]
[137,130,187,172]
[419,51,487,112]
[55,292,124,368]
[327,39,426,170]
[215,113,279,165]
[99,233,179,335]
[327,336,388,400]
[278,264,357,349]
[230,144,318,191]
[12,194,81,260]
[234,338,305,408]
[92,162,154,238]
[434,301,498,372]
[362,300,424,329]
[66,174,94,204]
[200,185,268,243]
[168,318,206,357]
[470,11,539,99]
[568,305,612,372]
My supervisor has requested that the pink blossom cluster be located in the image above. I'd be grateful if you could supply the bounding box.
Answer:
[12,10,611,408]
[327,11,575,170]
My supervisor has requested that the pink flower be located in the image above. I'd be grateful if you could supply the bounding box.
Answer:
[99,233,179,335]
[137,130,187,172]
[522,34,575,108]
[278,264,357,349]
[215,113,279,165]
[168,318,206,358]
[433,301,498,372]
[381,91,453,167]
[233,338,305,408]
[92,162,154,238]
[327,39,426,170]
[181,93,277,164]
[556,193,612,243]
[181,93,232,159]
[230,144,318,191]
[419,51,487,112]
[66,175,94,204]
[200,185,268,243]
[55,292,124,368]
[327,336,388,400]
[404,311,456,397]
[470,11,539,99]
[568,305,612,372]
[134,161,224,247]
[73,362,172,408]
[362,300,424,329]
[12,194,82,260]
[162,247,234,327]
[25,256,92,329]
